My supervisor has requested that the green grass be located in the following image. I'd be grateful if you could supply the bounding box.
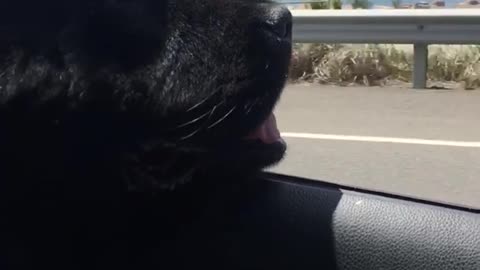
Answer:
[289,44,480,89]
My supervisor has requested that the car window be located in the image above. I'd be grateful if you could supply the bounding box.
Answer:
[271,1,480,209]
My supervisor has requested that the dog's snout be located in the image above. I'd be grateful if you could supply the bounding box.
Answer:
[261,6,292,39]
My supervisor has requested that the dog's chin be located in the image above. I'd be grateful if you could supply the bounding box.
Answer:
[204,112,287,176]
[211,140,286,171]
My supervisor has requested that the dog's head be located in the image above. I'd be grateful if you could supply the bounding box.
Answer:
[0,0,292,189]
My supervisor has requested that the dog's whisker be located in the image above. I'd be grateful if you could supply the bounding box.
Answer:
[173,110,212,129]
[179,126,203,140]
[170,99,223,132]
[207,106,236,129]
[186,86,222,112]
[178,102,220,140]
[187,96,211,112]
[245,99,259,115]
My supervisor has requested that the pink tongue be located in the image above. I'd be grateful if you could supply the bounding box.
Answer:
[245,113,283,144]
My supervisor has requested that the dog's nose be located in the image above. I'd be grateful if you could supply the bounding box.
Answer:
[261,6,292,39]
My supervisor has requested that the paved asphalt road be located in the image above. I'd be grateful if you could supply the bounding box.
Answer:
[269,84,480,209]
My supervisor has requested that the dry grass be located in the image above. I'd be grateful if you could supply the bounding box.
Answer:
[289,44,480,89]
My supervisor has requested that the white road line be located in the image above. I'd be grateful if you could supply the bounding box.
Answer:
[281,132,480,148]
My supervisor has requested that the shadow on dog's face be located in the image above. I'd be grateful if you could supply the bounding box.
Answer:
[0,0,292,190]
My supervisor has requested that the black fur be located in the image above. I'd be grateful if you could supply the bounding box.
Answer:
[0,0,291,268]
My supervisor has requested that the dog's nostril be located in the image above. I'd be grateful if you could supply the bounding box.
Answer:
[264,21,290,38]
[262,6,292,39]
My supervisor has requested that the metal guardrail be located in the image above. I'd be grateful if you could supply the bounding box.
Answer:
[291,9,480,89]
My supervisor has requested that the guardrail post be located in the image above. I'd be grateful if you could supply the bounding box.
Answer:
[413,43,428,89]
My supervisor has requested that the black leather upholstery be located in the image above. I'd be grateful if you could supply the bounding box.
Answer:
[332,189,480,270]
[173,172,480,270]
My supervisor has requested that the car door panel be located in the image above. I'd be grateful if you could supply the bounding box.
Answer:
[172,172,480,270]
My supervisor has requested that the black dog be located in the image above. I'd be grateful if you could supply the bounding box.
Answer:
[0,0,292,269]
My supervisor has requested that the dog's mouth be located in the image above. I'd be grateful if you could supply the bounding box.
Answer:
[226,110,286,169]
[244,113,284,146]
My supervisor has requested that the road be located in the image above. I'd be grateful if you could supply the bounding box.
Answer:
[270,84,480,209]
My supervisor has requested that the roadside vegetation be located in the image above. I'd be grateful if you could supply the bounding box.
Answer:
[289,1,480,89]
[289,44,480,89]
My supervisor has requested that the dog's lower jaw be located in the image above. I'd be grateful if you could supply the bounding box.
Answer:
[122,155,200,193]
